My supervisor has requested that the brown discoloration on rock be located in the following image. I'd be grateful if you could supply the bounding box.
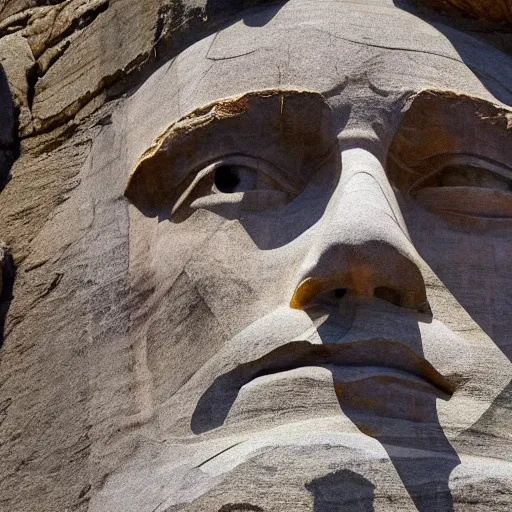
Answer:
[419,0,512,24]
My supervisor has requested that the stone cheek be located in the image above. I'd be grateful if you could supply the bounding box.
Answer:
[0,1,512,512]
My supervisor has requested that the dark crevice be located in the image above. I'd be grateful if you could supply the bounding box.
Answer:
[26,61,38,110]
[334,288,347,299]
[0,65,18,193]
[0,246,15,350]
[33,122,78,154]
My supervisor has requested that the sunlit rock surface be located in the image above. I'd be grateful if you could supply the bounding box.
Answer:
[0,1,511,511]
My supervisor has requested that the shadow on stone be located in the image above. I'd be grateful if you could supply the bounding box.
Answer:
[192,306,460,510]
[191,340,317,433]
[0,243,14,350]
[241,1,286,27]
[394,0,512,105]
[0,63,16,350]
[204,0,286,27]
[0,63,17,192]
[306,469,375,512]
[314,312,460,512]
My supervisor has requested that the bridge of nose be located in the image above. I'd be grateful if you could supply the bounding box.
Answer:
[331,148,408,234]
[291,148,427,310]
[306,148,416,260]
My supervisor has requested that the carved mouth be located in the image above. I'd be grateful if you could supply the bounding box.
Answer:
[245,340,452,395]
[191,339,454,434]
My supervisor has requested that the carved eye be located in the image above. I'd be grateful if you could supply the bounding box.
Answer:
[411,156,512,193]
[432,165,512,191]
[213,165,257,193]
[410,157,512,221]
[171,156,297,218]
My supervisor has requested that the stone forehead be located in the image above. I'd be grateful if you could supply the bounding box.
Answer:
[200,0,511,100]
[119,0,512,178]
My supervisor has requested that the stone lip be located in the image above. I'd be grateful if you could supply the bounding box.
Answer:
[234,340,452,396]
[191,338,453,434]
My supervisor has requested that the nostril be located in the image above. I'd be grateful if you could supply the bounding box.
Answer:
[315,287,348,308]
[374,286,402,307]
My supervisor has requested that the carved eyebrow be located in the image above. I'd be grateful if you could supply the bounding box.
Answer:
[124,89,333,213]
[387,89,512,190]
[406,89,512,130]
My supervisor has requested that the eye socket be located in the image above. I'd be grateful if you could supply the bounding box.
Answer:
[408,157,512,222]
[428,165,512,192]
[409,155,512,194]
[170,155,297,218]
[214,166,241,193]
[213,165,257,194]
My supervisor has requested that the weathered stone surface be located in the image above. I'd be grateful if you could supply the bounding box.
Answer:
[0,0,43,23]
[0,32,34,134]
[30,0,159,133]
[0,0,280,142]
[22,0,108,58]
[418,0,512,23]
[0,1,512,512]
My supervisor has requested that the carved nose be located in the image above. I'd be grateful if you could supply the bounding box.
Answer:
[290,148,428,313]
[290,242,428,310]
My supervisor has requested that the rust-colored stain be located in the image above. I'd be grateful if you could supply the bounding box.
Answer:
[290,278,326,310]
[215,96,250,118]
[420,0,512,24]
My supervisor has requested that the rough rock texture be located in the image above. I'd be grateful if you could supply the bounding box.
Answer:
[0,1,511,512]
[419,0,512,23]
[0,32,33,133]
[0,4,283,511]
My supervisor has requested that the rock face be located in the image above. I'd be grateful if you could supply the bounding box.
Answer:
[418,0,512,23]
[0,1,511,512]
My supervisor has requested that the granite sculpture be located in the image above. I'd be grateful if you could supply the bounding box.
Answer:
[0,1,511,511]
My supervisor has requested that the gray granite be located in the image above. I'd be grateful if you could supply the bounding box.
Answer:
[0,1,511,511]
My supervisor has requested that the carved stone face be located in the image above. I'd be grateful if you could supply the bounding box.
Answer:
[92,1,512,511]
